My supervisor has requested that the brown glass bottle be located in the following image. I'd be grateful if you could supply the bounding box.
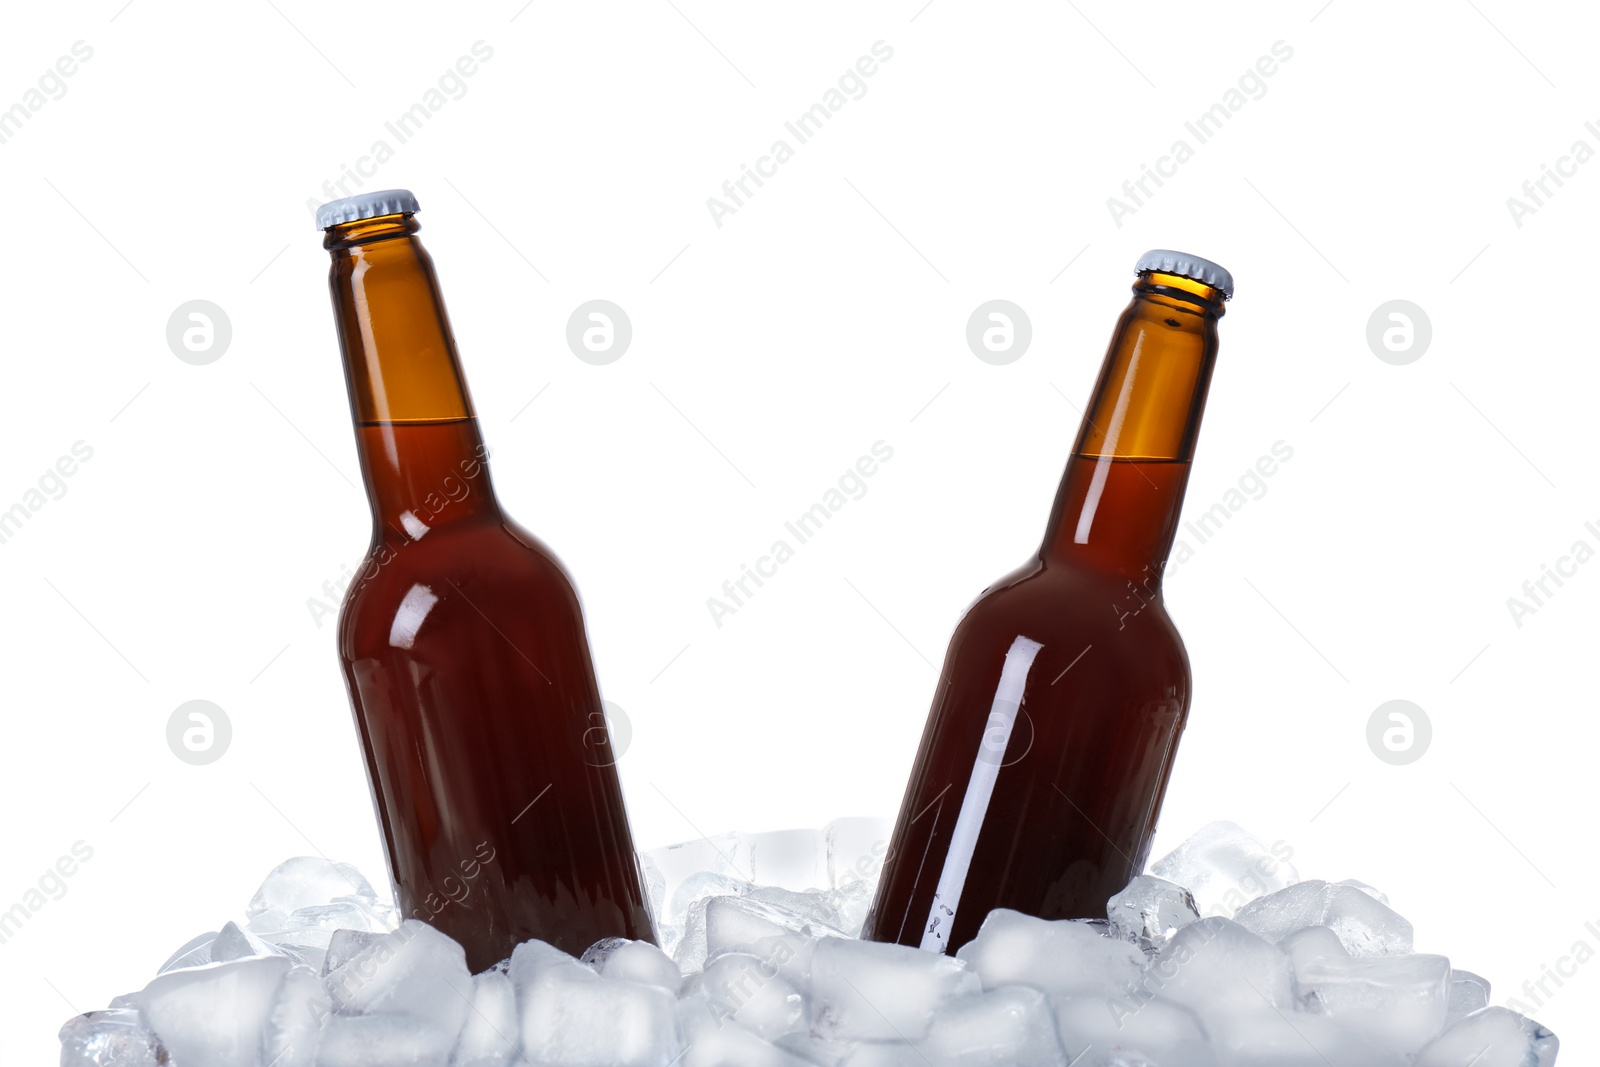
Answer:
[319,190,653,970]
[863,251,1231,954]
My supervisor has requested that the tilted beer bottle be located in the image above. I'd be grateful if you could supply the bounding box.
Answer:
[318,190,654,970]
[863,251,1232,954]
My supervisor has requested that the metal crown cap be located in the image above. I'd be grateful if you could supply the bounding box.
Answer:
[316,189,421,230]
[1135,249,1233,299]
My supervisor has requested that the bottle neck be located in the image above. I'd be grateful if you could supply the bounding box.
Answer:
[326,215,499,536]
[1040,272,1223,578]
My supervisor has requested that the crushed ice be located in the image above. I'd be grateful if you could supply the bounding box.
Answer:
[60,819,1559,1066]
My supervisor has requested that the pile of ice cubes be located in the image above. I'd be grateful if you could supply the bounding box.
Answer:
[61,819,1559,1066]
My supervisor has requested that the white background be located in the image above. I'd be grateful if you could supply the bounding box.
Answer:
[1,0,1595,1061]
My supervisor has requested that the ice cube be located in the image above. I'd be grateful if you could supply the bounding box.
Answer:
[1230,881,1324,942]
[707,927,825,991]
[1414,1006,1559,1067]
[673,897,713,972]
[1307,884,1413,958]
[281,943,329,976]
[1444,968,1490,1026]
[955,909,1145,998]
[321,929,386,976]
[824,817,892,889]
[1234,880,1413,957]
[58,1010,170,1067]
[213,920,294,963]
[746,828,827,891]
[917,986,1064,1066]
[1141,917,1294,1015]
[591,938,682,992]
[1296,952,1451,1052]
[450,970,519,1065]
[249,899,395,974]
[1279,925,1348,977]
[518,957,681,1066]
[286,897,396,939]
[1149,822,1298,918]
[1051,994,1218,1067]
[127,955,292,1067]
[665,871,754,958]
[258,965,327,1067]
[705,893,847,961]
[824,879,877,939]
[676,996,816,1067]
[322,920,473,1039]
[247,857,376,921]
[158,930,218,973]
[581,935,630,969]
[1106,875,1200,950]
[699,951,806,1040]
[507,937,592,998]
[647,835,751,928]
[671,871,754,921]
[315,1013,456,1066]
[808,937,981,1042]
[749,884,847,929]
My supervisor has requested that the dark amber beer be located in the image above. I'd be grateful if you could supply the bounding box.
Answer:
[318,190,653,969]
[863,251,1231,954]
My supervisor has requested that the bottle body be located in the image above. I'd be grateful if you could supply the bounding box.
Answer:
[864,263,1225,953]
[863,463,1191,953]
[323,201,653,970]
[337,423,654,968]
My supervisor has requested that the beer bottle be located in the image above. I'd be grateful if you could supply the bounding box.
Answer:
[319,190,654,969]
[863,251,1231,954]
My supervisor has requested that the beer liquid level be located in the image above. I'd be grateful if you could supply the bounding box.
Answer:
[339,418,653,969]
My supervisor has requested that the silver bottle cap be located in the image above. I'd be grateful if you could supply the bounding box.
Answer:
[1135,249,1233,299]
[316,189,420,230]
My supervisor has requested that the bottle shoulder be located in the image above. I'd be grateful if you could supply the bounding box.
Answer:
[952,556,1187,670]
[338,518,581,634]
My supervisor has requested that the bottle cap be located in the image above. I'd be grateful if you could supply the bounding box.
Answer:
[1135,249,1233,299]
[316,189,421,230]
